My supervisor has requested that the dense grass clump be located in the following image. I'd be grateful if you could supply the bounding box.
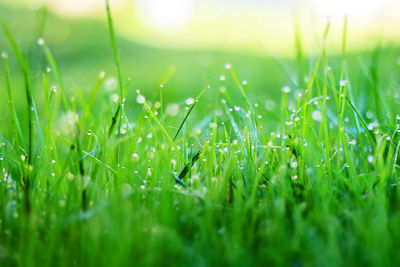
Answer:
[1,2,400,266]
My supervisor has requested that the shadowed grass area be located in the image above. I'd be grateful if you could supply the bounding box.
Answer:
[1,2,400,266]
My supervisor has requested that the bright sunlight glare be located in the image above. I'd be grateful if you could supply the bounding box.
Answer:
[136,0,195,31]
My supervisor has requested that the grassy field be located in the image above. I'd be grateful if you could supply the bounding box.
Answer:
[1,2,400,266]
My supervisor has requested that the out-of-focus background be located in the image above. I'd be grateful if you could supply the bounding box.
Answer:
[1,0,399,129]
[3,0,399,53]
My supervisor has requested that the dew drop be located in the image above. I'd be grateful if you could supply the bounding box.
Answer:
[111,93,119,103]
[37,38,45,46]
[281,86,291,93]
[264,99,276,111]
[209,122,217,129]
[166,103,179,116]
[311,110,322,121]
[136,95,145,104]
[185,98,195,105]
[349,139,357,145]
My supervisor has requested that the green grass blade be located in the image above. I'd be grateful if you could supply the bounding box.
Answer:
[173,88,206,141]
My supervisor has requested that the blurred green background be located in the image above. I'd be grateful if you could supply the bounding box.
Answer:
[1,0,400,134]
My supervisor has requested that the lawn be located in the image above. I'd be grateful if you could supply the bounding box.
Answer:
[0,1,400,266]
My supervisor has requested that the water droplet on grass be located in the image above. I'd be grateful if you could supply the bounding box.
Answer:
[281,86,291,93]
[185,98,195,105]
[111,93,119,103]
[312,110,322,121]
[349,139,357,145]
[67,172,74,181]
[209,122,217,129]
[37,38,45,46]
[136,95,145,104]
[166,103,179,116]
[193,129,201,135]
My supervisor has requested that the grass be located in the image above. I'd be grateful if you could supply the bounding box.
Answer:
[1,2,400,267]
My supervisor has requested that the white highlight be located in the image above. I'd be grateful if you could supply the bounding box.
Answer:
[137,0,195,31]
